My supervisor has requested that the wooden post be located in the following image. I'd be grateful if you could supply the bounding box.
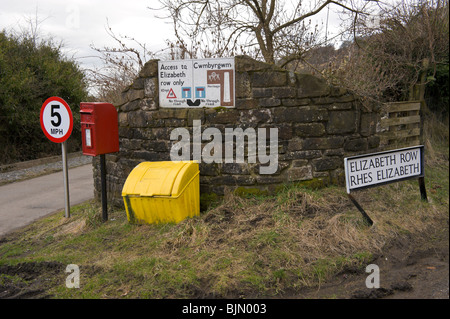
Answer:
[418,59,429,147]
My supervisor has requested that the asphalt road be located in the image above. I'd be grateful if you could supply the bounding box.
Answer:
[0,164,94,237]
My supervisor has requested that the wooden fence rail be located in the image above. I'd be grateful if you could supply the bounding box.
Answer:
[380,101,422,149]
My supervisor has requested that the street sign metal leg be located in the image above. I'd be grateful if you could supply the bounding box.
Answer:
[61,141,70,218]
[418,177,428,202]
[347,193,373,226]
[100,154,108,222]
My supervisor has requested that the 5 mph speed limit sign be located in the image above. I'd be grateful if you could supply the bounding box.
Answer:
[40,96,73,218]
[40,96,73,143]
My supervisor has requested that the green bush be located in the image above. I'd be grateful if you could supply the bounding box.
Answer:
[0,31,89,164]
[425,63,449,116]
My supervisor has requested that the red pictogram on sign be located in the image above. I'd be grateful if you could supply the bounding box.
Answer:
[167,88,177,98]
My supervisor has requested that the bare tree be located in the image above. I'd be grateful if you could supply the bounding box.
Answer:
[152,0,366,64]
[327,0,449,104]
[87,20,156,103]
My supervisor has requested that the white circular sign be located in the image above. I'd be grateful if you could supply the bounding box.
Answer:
[40,97,73,143]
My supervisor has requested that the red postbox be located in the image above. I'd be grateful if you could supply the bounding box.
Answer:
[80,102,119,156]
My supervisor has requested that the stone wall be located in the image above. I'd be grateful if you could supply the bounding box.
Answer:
[93,55,381,207]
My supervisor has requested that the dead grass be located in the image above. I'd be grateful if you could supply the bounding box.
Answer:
[0,117,448,299]
[1,161,447,298]
[423,112,449,166]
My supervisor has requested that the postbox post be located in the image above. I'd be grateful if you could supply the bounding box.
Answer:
[100,154,108,222]
[80,102,119,222]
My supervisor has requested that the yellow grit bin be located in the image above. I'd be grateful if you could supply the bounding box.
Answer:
[122,161,200,224]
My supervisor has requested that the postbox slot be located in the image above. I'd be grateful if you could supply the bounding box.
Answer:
[80,108,94,124]
[80,105,94,111]
[81,114,94,123]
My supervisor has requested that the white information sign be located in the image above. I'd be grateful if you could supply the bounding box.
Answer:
[344,145,424,193]
[158,58,235,108]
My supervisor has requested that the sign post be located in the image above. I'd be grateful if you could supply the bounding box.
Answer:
[40,97,73,218]
[61,140,70,218]
[344,145,426,226]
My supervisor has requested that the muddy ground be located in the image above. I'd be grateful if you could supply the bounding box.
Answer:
[0,223,448,299]
[297,223,449,299]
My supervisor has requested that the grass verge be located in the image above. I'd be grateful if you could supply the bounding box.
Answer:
[0,117,448,299]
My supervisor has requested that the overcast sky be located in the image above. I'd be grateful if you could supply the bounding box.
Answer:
[0,0,172,70]
[0,0,343,72]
